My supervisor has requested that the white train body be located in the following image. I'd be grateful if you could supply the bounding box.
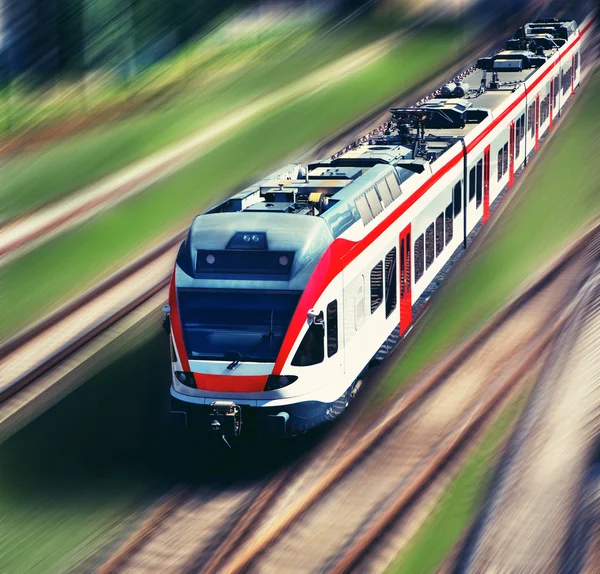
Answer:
[166,17,591,437]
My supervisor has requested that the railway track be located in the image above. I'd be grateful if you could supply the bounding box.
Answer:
[91,225,599,573]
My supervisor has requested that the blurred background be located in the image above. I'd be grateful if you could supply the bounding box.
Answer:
[0,1,598,573]
[0,0,520,142]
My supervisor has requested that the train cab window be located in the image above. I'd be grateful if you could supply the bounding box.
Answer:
[476,160,483,208]
[575,53,579,73]
[326,300,338,358]
[414,235,425,282]
[425,223,435,269]
[469,166,476,202]
[445,204,453,245]
[503,143,508,174]
[385,248,397,318]
[292,319,324,367]
[453,182,462,217]
[370,261,384,314]
[515,118,521,157]
[435,213,444,256]
[497,148,504,181]
[553,78,559,108]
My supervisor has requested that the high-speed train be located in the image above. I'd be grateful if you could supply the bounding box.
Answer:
[165,16,590,441]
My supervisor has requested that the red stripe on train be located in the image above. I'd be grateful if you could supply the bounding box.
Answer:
[192,373,268,392]
[169,272,191,372]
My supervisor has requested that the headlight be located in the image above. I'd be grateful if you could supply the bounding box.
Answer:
[264,375,298,391]
[174,371,196,388]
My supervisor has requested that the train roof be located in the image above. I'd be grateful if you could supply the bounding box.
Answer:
[177,16,580,288]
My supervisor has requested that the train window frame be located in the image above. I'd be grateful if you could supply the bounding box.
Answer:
[385,248,397,318]
[469,166,476,202]
[370,261,384,314]
[435,213,444,257]
[326,300,338,358]
[425,223,435,269]
[453,181,462,217]
[414,234,425,283]
[445,204,453,245]
[476,159,483,208]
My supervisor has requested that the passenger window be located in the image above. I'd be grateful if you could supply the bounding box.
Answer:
[476,160,483,208]
[435,213,444,256]
[503,143,508,174]
[469,167,476,202]
[445,204,453,245]
[326,301,338,358]
[292,319,324,366]
[354,278,365,330]
[498,148,503,181]
[453,182,462,217]
[425,223,435,269]
[370,261,383,314]
[406,233,411,290]
[414,235,425,283]
[385,248,397,318]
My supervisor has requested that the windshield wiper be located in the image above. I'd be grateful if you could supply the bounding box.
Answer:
[227,330,273,370]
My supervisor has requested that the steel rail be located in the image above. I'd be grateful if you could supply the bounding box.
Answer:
[217,234,598,574]
[328,314,569,574]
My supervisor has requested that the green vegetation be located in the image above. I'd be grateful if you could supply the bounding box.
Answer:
[0,17,398,222]
[375,68,600,402]
[0,29,466,341]
[386,392,527,574]
[0,315,321,573]
[0,319,166,573]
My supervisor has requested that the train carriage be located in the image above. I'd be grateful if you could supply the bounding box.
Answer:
[165,17,589,442]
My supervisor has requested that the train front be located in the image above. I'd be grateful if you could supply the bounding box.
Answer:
[165,211,340,442]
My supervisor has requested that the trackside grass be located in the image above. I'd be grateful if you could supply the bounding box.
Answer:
[375,68,600,402]
[0,18,399,222]
[0,29,465,342]
[385,391,528,574]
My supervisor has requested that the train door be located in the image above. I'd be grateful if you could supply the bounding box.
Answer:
[483,146,490,224]
[399,225,412,336]
[549,80,554,130]
[534,94,540,152]
[508,121,515,189]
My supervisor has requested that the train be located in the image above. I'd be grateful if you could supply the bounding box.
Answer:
[164,16,589,444]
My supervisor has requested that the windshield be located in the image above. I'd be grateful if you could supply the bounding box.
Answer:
[178,289,301,362]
